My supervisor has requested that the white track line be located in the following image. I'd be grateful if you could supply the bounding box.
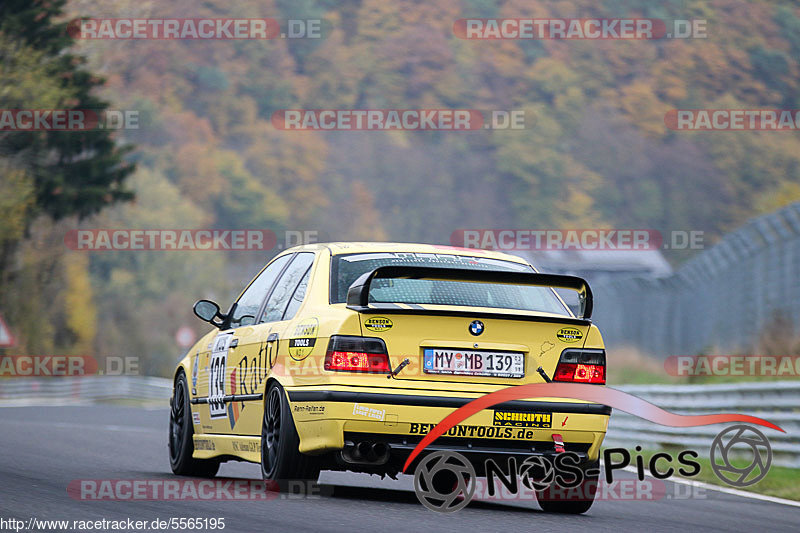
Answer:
[621,465,800,508]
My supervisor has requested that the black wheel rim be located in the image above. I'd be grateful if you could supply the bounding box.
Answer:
[169,379,186,462]
[262,387,281,478]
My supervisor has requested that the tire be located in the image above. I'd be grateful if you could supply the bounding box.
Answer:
[169,372,220,477]
[535,460,599,514]
[261,381,320,483]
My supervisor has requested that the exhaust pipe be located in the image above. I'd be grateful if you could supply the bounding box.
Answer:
[340,441,391,464]
[355,441,372,460]
[371,442,390,462]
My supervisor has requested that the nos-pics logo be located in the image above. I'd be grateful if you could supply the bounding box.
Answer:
[413,449,591,512]
[413,424,773,512]
[710,424,772,487]
[603,424,772,489]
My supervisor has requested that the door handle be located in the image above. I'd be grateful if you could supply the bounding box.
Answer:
[230,338,239,348]
[267,333,279,342]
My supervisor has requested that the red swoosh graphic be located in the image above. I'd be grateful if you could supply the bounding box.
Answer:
[402,383,784,473]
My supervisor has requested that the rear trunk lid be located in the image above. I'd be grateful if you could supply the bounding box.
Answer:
[346,265,593,385]
[360,307,589,385]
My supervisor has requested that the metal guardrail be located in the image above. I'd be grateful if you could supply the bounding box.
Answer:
[1,376,797,466]
[610,382,800,468]
[0,375,172,405]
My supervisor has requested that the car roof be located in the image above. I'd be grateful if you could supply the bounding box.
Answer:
[284,242,530,265]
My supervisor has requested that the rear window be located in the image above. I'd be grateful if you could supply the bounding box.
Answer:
[330,252,570,316]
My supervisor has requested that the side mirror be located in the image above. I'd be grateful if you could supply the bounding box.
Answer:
[193,299,223,327]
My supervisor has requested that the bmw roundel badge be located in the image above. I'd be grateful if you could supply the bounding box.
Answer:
[469,320,484,336]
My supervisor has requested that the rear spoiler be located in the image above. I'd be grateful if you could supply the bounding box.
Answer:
[345,266,593,320]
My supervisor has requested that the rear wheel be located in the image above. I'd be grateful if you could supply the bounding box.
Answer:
[535,461,599,514]
[169,372,220,477]
[261,381,320,483]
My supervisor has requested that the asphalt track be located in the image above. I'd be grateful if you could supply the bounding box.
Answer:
[0,406,797,532]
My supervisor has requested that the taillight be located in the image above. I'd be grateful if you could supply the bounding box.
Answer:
[324,336,390,373]
[553,349,606,384]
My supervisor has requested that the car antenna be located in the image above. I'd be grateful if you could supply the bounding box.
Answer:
[536,366,552,383]
[388,358,411,379]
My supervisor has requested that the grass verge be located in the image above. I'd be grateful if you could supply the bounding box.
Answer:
[631,448,800,501]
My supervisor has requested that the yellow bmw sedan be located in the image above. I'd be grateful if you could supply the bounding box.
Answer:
[169,242,609,512]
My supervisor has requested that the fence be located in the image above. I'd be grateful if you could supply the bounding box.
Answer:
[592,202,800,357]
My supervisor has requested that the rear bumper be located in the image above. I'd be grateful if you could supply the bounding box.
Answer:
[286,386,610,462]
[289,389,611,415]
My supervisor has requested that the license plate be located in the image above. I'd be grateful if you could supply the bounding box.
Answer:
[423,348,524,378]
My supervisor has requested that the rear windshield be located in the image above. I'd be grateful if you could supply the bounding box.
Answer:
[330,252,570,316]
